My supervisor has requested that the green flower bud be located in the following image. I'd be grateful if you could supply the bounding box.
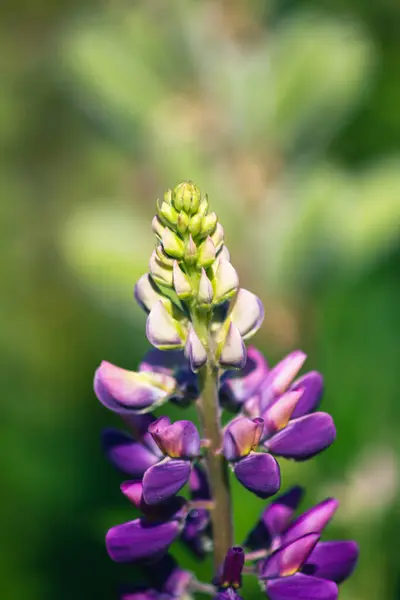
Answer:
[197,236,216,269]
[173,181,201,214]
[156,245,175,267]
[201,212,218,237]
[188,214,202,237]
[185,235,198,264]
[162,228,185,259]
[173,261,193,300]
[159,201,179,226]
[152,216,165,240]
[177,212,189,235]
[149,251,173,287]
[198,195,209,219]
[164,189,173,204]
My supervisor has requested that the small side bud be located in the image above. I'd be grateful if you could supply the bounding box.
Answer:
[173,261,193,300]
[156,245,175,267]
[185,325,207,372]
[172,181,201,214]
[152,216,165,240]
[218,322,247,369]
[185,235,198,264]
[149,251,173,287]
[210,222,224,251]
[188,214,202,237]
[177,212,189,234]
[198,268,213,307]
[198,195,209,218]
[162,228,185,259]
[197,236,216,269]
[201,212,218,237]
[213,260,239,303]
[159,201,179,226]
[164,189,172,204]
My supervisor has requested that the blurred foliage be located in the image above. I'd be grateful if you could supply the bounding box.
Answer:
[1,0,400,599]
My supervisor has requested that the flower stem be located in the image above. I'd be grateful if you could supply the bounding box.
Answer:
[197,363,233,574]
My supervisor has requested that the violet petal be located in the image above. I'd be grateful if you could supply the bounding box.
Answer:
[234,452,280,499]
[102,429,159,477]
[302,541,359,584]
[266,573,338,600]
[260,533,320,579]
[266,413,336,460]
[281,498,339,546]
[291,372,324,419]
[142,458,192,505]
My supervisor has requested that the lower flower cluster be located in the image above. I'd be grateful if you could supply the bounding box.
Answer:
[95,347,358,599]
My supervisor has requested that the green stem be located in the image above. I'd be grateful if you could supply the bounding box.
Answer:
[197,363,233,574]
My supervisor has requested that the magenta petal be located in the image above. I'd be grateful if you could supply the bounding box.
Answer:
[223,417,264,460]
[94,361,175,414]
[303,541,359,583]
[106,517,180,562]
[149,418,200,458]
[142,458,192,505]
[266,413,336,460]
[102,429,159,477]
[261,533,320,579]
[220,346,268,408]
[291,372,324,418]
[281,498,339,546]
[234,452,280,499]
[267,573,338,600]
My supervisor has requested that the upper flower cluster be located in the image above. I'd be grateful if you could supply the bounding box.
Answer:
[135,180,264,372]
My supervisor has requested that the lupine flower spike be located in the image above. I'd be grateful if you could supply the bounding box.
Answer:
[94,181,358,598]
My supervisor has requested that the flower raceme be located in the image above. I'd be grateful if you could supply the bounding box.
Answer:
[94,181,357,598]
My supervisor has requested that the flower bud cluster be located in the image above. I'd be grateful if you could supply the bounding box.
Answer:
[135,181,264,372]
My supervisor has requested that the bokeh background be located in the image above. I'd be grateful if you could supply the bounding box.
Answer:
[1,0,400,598]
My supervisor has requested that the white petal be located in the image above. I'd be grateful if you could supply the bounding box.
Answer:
[219,322,247,369]
[146,301,187,349]
[230,288,264,340]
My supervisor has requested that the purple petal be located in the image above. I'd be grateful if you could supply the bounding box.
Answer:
[220,346,269,409]
[106,517,181,562]
[266,573,338,600]
[146,301,187,350]
[290,372,324,419]
[142,458,192,505]
[139,349,186,377]
[102,429,159,477]
[230,289,265,340]
[302,541,359,583]
[262,390,303,435]
[223,417,264,460]
[220,547,245,588]
[261,534,320,579]
[134,273,165,314]
[214,590,244,600]
[260,351,307,411]
[121,414,156,440]
[219,322,247,370]
[185,326,207,372]
[245,487,304,550]
[120,589,158,600]
[234,452,280,499]
[282,498,339,546]
[266,413,336,460]
[149,418,200,459]
[94,361,175,414]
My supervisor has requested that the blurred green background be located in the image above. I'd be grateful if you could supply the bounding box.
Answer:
[1,0,400,598]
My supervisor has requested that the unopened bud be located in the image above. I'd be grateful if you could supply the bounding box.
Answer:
[156,245,175,267]
[197,236,216,269]
[185,235,198,264]
[188,214,202,237]
[173,181,201,214]
[213,260,239,303]
[164,189,172,204]
[198,268,213,307]
[173,261,193,300]
[152,216,165,240]
[177,212,189,235]
[159,201,179,226]
[198,195,209,218]
[201,212,218,237]
[149,251,173,287]
[162,228,185,259]
[210,222,224,251]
